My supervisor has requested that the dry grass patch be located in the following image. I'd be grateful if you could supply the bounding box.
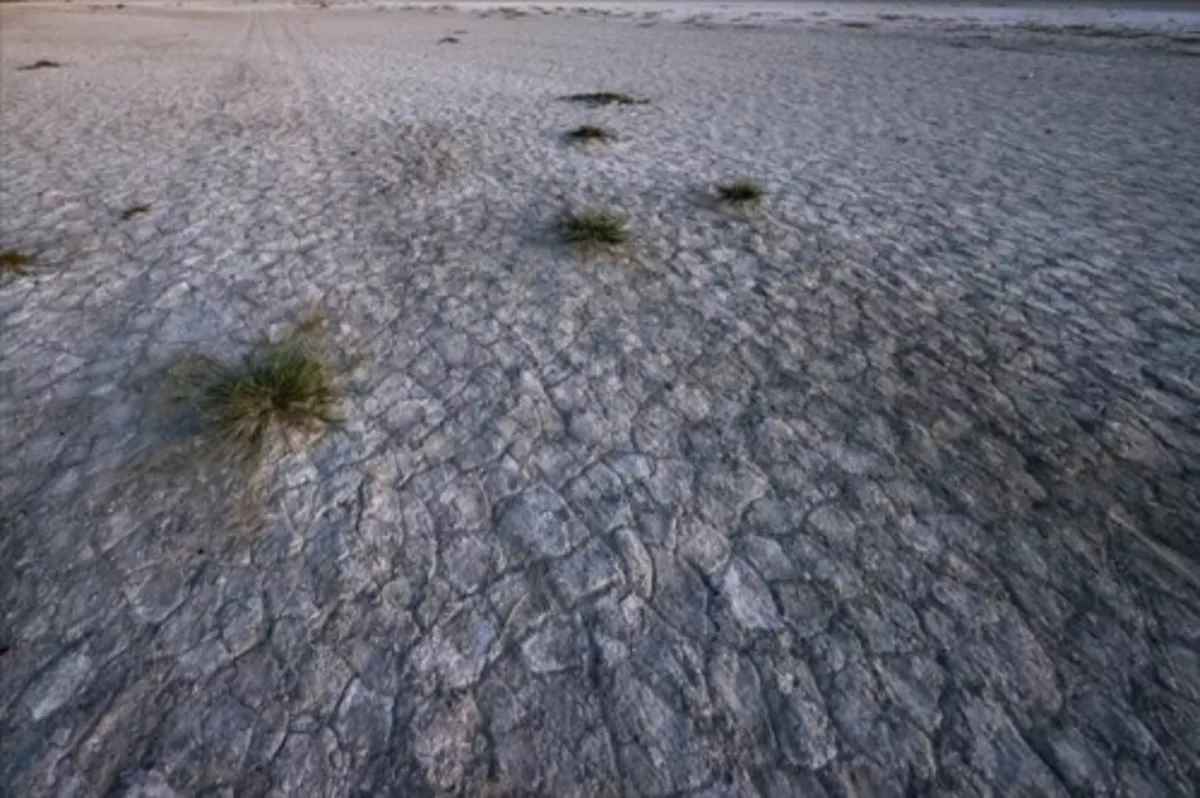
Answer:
[561,210,628,250]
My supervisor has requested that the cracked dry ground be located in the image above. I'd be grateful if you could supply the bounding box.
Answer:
[2,6,1200,798]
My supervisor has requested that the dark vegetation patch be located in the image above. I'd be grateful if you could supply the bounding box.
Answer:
[560,91,648,107]
[17,59,62,71]
[566,124,614,142]
[716,180,764,204]
[561,210,628,250]
[0,250,33,275]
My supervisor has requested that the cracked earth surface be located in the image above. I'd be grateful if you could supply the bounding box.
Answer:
[2,6,1199,797]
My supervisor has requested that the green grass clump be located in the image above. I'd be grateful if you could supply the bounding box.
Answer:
[561,210,628,250]
[716,180,764,204]
[561,91,647,107]
[0,250,33,275]
[566,124,614,142]
[179,336,341,463]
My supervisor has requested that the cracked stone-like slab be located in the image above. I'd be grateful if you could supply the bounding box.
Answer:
[2,4,1199,797]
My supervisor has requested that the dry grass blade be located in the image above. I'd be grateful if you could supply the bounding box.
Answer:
[561,210,628,250]
[180,338,341,464]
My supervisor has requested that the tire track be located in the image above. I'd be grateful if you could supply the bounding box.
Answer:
[265,13,433,326]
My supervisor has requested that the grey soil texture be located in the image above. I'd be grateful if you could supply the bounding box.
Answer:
[2,5,1200,797]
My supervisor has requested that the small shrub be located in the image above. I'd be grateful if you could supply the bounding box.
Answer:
[0,250,33,275]
[561,210,628,250]
[560,92,647,107]
[177,335,341,463]
[121,203,150,221]
[716,180,764,204]
[566,124,614,142]
[17,59,62,71]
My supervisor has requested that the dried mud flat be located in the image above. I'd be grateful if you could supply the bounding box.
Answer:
[1,4,1199,797]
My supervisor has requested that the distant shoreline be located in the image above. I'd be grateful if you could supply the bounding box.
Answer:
[7,0,1200,31]
[392,0,1200,31]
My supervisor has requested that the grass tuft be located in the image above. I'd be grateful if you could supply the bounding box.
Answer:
[560,91,647,107]
[18,59,62,71]
[716,180,764,204]
[121,203,151,221]
[0,250,33,275]
[561,210,628,250]
[177,335,341,464]
[566,124,614,142]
